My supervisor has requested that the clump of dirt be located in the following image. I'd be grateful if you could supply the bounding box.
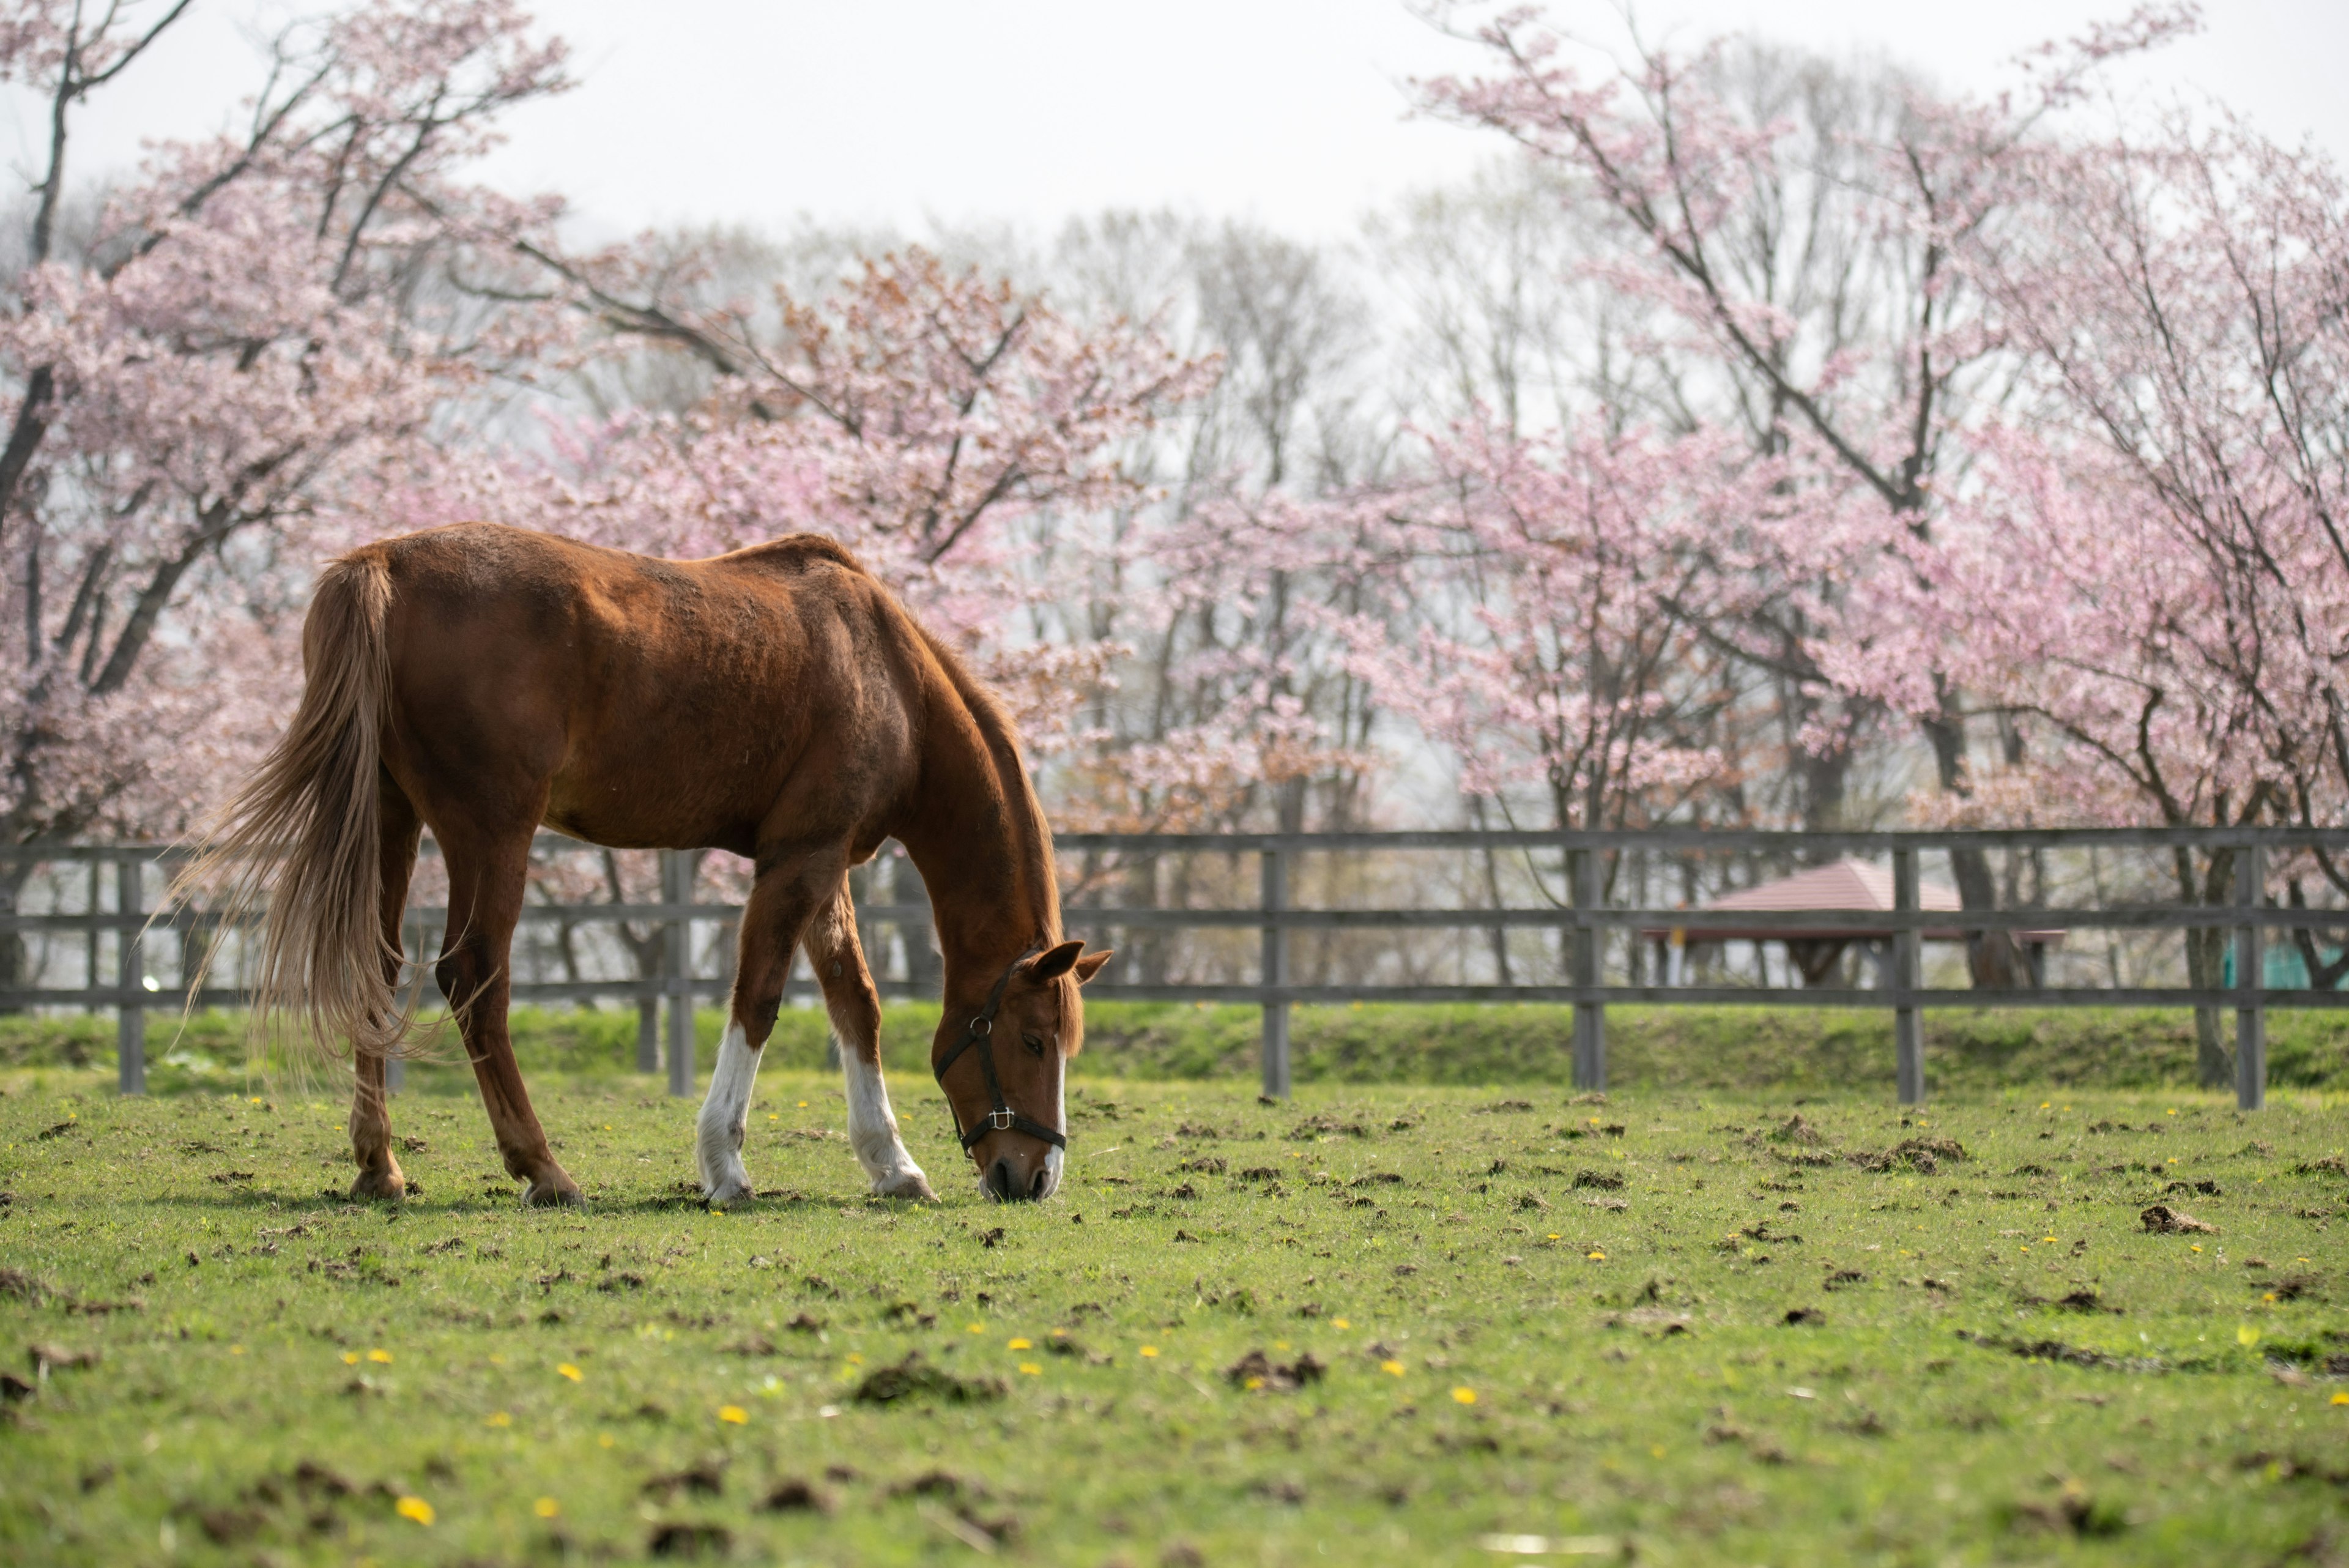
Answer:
[1956,1330,2162,1372]
[2139,1204,2217,1235]
[1287,1115,1367,1140]
[1769,1114,1827,1146]
[758,1478,831,1514]
[1572,1169,1625,1191]
[0,1267,53,1304]
[1225,1348,1327,1391]
[647,1522,730,1558]
[2002,1480,2128,1538]
[1850,1137,1967,1175]
[848,1353,1006,1407]
[642,1459,725,1500]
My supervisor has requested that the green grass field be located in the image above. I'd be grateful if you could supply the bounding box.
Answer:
[1,1019,2346,1564]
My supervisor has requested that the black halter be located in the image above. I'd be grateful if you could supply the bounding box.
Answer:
[932,943,1067,1153]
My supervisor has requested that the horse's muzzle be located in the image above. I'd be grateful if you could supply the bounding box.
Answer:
[984,1154,1053,1203]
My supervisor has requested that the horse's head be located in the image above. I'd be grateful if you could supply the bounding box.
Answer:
[933,938,1111,1202]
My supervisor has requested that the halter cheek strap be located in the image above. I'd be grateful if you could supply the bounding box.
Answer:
[931,943,1067,1153]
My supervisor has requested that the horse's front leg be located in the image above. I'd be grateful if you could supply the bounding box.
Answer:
[697,858,832,1204]
[804,882,935,1200]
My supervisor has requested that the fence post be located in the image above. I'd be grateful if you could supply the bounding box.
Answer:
[664,850,694,1098]
[116,853,146,1096]
[1260,846,1291,1100]
[1894,847,1923,1106]
[2235,842,2266,1112]
[1572,846,1605,1091]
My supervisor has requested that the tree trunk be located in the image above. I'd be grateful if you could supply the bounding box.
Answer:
[1918,705,2026,987]
[0,860,32,1015]
[2175,845,2235,1089]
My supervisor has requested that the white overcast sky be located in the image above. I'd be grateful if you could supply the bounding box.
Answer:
[10,0,2348,240]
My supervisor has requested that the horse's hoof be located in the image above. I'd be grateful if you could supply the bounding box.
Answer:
[873,1170,938,1203]
[349,1169,406,1203]
[702,1176,753,1208]
[522,1175,585,1209]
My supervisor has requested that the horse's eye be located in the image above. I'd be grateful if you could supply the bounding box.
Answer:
[1022,1033,1046,1058]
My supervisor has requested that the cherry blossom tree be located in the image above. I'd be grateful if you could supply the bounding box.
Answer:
[0,0,570,997]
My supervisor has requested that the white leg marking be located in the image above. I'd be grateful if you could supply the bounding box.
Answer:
[695,1021,760,1204]
[840,1037,934,1199]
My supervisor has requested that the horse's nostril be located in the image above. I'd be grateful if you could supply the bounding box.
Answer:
[1029,1167,1048,1200]
[987,1159,1016,1200]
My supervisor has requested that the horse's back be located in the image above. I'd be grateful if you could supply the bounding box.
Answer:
[358,524,923,853]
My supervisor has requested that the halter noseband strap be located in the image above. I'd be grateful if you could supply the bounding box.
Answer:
[932,943,1067,1153]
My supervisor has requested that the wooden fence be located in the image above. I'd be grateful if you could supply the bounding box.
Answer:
[3,827,2345,1110]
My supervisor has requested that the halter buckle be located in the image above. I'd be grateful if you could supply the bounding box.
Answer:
[987,1108,1015,1131]
[970,1017,992,1036]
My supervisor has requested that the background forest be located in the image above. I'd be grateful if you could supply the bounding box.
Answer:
[4,0,2347,1028]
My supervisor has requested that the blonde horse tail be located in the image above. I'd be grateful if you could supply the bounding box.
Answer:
[173,550,406,1064]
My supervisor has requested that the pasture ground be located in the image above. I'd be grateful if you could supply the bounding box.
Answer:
[1,1053,2345,1566]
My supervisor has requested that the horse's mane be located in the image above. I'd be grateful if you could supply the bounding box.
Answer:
[905,619,1063,948]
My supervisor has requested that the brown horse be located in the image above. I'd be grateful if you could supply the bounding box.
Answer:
[182,522,1107,1206]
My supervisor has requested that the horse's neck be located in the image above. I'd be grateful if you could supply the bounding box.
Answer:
[895,683,1058,987]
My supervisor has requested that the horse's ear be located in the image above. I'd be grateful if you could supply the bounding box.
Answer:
[1026,940,1086,982]
[1072,949,1113,986]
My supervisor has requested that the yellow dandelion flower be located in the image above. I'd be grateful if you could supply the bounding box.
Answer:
[1332,1318,1351,1330]
[1381,1360,1406,1377]
[1587,1250,1606,1261]
[557,1363,582,1382]
[2041,1236,2057,1243]
[228,1345,245,1356]
[1452,1387,1477,1405]
[2332,1392,2349,1406]
[1007,1338,1032,1350]
[2236,1326,2261,1348]
[2191,1244,2203,1254]
[967,1322,986,1334]
[533,1498,560,1519]
[1019,1362,1042,1376]
[2166,1108,2178,1115]
[597,1433,615,1448]
[1548,1233,1562,1241]
[486,1411,512,1428]
[1139,1346,1160,1359]
[845,1353,864,1365]
[1244,1375,1266,1390]
[1649,1444,1666,1458]
[367,1348,392,1364]
[2039,1102,2050,1110]
[798,1101,809,1109]
[2265,1292,2279,1303]
[341,1351,361,1365]
[395,1496,435,1526]
[718,1405,749,1424]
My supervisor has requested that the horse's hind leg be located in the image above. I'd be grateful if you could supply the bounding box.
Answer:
[349,782,422,1202]
[436,822,581,1207]
[806,882,934,1200]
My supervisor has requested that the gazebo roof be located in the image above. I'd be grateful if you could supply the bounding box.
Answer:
[1650,856,2057,945]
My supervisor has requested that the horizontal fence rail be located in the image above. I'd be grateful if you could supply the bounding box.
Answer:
[4,827,2346,1109]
